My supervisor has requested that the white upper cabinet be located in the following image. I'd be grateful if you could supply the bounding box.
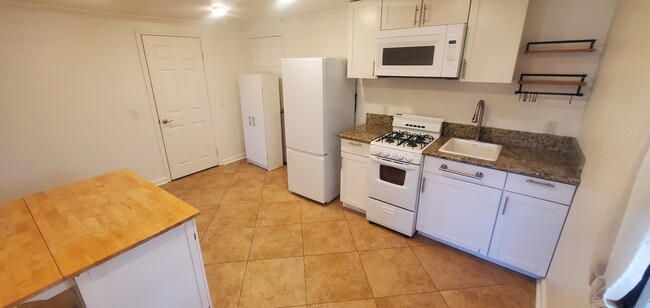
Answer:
[381,0,470,30]
[460,0,530,83]
[348,0,381,79]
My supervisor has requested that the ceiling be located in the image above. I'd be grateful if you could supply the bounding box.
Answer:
[1,0,352,24]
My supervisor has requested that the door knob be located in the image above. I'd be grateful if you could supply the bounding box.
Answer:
[161,119,174,124]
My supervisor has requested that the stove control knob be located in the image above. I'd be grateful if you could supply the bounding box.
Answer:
[396,154,404,160]
[405,156,413,162]
[383,152,390,158]
[371,149,378,156]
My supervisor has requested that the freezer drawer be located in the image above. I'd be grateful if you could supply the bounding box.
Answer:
[286,148,340,203]
[366,197,416,236]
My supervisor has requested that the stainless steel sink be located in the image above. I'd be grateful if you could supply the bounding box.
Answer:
[439,138,502,161]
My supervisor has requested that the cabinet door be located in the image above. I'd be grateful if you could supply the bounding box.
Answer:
[420,0,471,27]
[461,0,529,83]
[381,0,423,30]
[239,75,269,167]
[341,152,369,211]
[489,192,569,277]
[417,172,502,255]
[348,0,381,79]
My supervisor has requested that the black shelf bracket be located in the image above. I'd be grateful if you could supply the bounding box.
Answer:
[525,39,596,53]
[515,73,588,104]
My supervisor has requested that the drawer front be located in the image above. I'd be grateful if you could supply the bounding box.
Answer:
[505,173,576,205]
[424,156,507,189]
[341,138,370,156]
[366,197,416,236]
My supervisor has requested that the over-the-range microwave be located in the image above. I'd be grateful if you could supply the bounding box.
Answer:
[375,24,466,78]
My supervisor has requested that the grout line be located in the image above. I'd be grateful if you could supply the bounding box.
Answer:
[299,193,308,306]
[409,245,440,292]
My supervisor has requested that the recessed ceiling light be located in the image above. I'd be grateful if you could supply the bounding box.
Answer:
[211,5,229,17]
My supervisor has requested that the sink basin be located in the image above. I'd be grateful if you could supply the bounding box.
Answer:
[439,138,502,161]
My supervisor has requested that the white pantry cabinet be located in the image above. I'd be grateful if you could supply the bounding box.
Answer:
[380,0,470,30]
[340,139,370,212]
[348,0,381,79]
[460,0,530,83]
[238,74,284,171]
[417,156,506,255]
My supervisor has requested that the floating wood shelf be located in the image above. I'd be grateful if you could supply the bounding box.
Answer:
[525,39,597,54]
[518,80,587,86]
[526,48,596,54]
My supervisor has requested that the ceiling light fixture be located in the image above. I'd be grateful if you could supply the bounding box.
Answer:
[211,5,229,17]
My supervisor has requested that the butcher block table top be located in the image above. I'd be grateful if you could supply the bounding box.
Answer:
[1,169,199,307]
[0,200,63,308]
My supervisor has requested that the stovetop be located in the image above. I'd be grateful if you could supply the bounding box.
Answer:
[373,130,436,151]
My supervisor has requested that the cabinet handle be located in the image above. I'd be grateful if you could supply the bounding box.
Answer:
[439,164,484,180]
[348,141,362,146]
[501,196,509,215]
[422,4,428,25]
[526,179,556,188]
[421,177,426,193]
[252,117,256,127]
[248,116,252,126]
[413,5,420,26]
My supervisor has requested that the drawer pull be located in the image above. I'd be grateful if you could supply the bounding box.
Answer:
[439,164,484,180]
[348,141,362,146]
[526,179,555,188]
[501,196,509,215]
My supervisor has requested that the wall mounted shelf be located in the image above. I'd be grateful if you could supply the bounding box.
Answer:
[515,74,587,103]
[525,39,596,54]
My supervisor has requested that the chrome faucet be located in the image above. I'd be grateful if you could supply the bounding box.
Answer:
[471,100,485,141]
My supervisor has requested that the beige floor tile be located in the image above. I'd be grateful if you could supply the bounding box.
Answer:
[343,208,366,221]
[209,201,259,230]
[412,244,523,291]
[236,162,269,175]
[229,172,266,187]
[198,230,206,242]
[201,228,253,264]
[249,224,303,260]
[348,220,409,251]
[183,187,226,208]
[500,280,537,308]
[439,286,519,308]
[308,299,377,308]
[192,172,233,189]
[239,257,306,308]
[406,233,437,247]
[359,248,436,297]
[205,262,246,308]
[266,166,288,178]
[303,221,357,255]
[301,199,346,223]
[195,207,217,231]
[160,173,201,198]
[374,292,448,308]
[203,161,241,175]
[220,185,263,204]
[264,175,289,188]
[261,184,303,202]
[304,252,373,304]
[256,200,302,226]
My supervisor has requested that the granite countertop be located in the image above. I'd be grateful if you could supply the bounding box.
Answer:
[337,113,393,143]
[423,123,585,185]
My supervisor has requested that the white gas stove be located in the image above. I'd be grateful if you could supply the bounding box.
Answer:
[366,114,444,237]
[370,114,444,165]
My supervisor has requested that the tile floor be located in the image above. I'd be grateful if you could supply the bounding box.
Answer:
[161,160,537,308]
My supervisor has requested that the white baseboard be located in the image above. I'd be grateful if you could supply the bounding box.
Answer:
[152,176,170,186]
[537,278,546,308]
[220,153,246,165]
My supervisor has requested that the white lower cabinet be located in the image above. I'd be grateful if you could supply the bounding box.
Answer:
[340,139,370,212]
[417,157,507,255]
[489,192,569,277]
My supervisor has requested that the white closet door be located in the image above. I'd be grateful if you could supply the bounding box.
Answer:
[238,75,268,167]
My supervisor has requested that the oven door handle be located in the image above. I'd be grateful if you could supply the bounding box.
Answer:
[370,156,420,170]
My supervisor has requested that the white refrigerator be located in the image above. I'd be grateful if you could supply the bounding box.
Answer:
[281,58,355,203]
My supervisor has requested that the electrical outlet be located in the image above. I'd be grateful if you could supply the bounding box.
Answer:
[544,120,557,134]
[130,109,139,119]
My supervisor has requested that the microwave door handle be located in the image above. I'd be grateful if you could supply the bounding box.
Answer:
[370,156,420,171]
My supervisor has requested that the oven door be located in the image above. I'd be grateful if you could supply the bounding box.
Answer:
[367,155,422,211]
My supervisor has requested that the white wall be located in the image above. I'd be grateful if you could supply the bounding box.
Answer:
[0,4,249,202]
[543,0,650,306]
[357,0,617,136]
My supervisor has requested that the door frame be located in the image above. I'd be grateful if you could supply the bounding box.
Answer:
[134,30,221,184]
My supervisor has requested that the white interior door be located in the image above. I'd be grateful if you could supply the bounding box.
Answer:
[142,35,219,180]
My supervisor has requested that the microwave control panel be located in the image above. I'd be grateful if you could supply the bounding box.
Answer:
[441,26,466,78]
